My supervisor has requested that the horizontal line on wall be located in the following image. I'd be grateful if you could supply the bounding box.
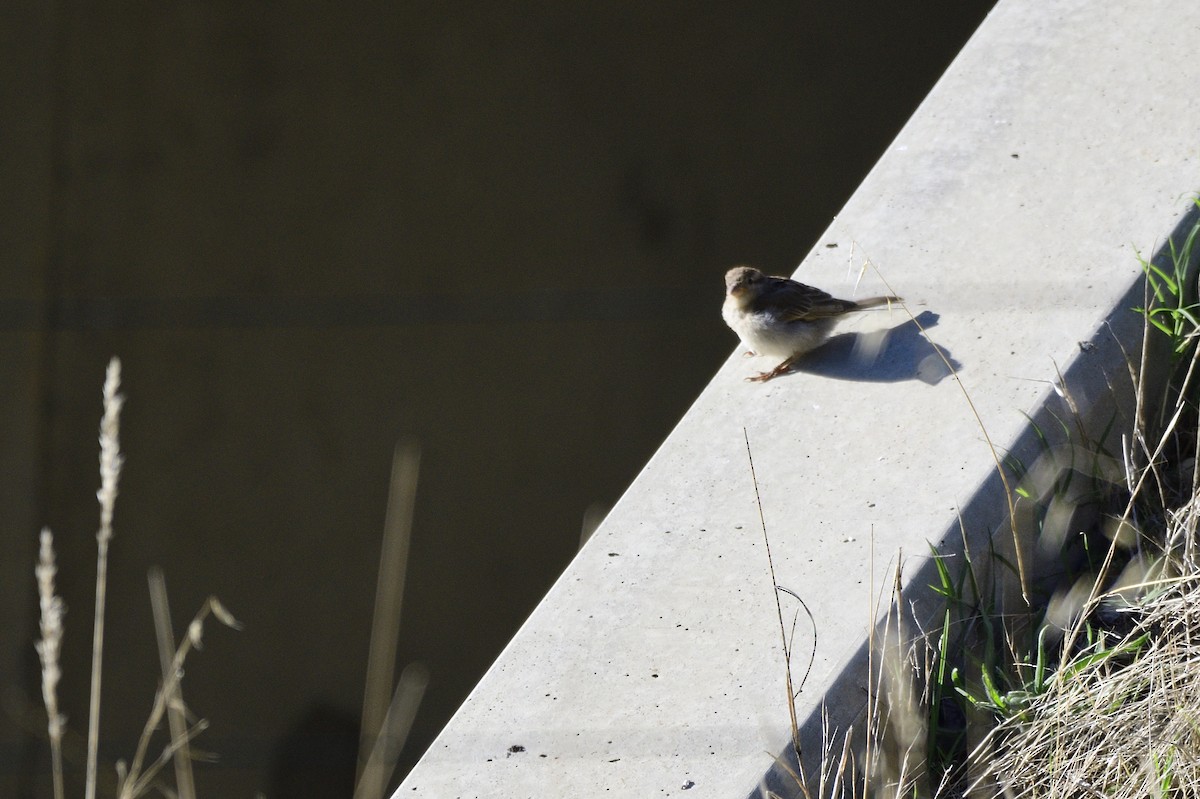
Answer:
[0,288,715,331]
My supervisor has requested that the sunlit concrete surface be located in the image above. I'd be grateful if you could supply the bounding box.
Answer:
[396,0,1200,796]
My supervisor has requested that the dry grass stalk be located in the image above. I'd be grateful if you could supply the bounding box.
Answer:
[859,255,1030,604]
[117,596,241,799]
[743,429,806,777]
[356,441,422,799]
[86,356,125,799]
[353,662,431,799]
[149,567,197,799]
[36,528,67,799]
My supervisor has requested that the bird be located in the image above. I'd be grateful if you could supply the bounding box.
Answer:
[722,265,901,382]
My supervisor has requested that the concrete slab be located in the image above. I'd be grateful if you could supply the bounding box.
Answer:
[395,0,1200,796]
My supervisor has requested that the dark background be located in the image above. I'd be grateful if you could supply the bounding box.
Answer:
[1,3,994,796]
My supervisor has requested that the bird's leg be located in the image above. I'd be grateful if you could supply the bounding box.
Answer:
[746,356,798,383]
[742,350,756,358]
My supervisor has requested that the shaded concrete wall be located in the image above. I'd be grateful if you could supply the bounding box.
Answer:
[1,3,991,796]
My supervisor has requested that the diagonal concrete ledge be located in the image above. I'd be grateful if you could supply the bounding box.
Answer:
[396,0,1200,796]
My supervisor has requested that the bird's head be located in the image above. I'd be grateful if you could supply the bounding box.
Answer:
[724,266,766,304]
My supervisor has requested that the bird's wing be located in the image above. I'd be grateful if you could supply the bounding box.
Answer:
[756,277,856,321]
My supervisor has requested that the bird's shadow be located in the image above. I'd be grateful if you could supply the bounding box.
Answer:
[786,310,959,384]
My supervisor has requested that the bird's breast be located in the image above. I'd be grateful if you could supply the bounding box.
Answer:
[723,304,835,359]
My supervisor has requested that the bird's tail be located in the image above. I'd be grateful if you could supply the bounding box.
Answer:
[852,295,903,311]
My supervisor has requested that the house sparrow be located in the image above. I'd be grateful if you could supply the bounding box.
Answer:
[722,265,901,382]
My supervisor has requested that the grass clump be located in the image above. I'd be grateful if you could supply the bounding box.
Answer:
[33,359,425,799]
[760,202,1200,798]
[977,567,1200,797]
[34,358,241,799]
[946,203,1200,798]
[934,203,1200,798]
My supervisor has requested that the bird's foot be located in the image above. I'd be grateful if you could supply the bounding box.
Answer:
[746,357,797,383]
